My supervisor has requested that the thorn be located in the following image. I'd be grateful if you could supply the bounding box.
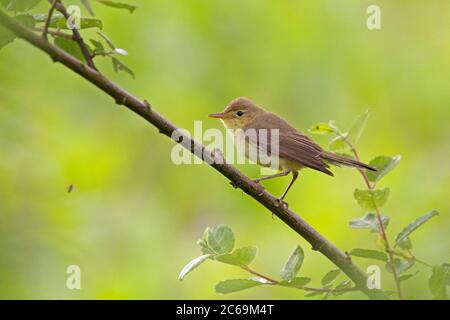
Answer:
[229,181,239,189]
[115,96,127,106]
[144,100,152,110]
[345,251,352,262]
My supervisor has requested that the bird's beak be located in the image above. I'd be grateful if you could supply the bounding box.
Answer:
[208,112,226,119]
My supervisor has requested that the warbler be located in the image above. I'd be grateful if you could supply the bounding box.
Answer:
[209,97,375,205]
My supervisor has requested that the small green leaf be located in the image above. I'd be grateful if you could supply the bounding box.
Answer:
[321,269,341,286]
[353,188,390,211]
[279,277,311,289]
[49,17,103,30]
[349,248,388,262]
[112,57,135,79]
[178,254,212,281]
[395,211,439,247]
[397,237,413,250]
[280,246,305,282]
[429,264,449,300]
[0,14,35,49]
[366,155,401,183]
[328,133,350,153]
[349,213,390,233]
[1,0,41,12]
[90,39,105,54]
[197,239,215,255]
[309,122,335,135]
[204,225,235,255]
[304,291,325,297]
[54,36,86,61]
[97,31,116,49]
[215,278,267,294]
[81,0,95,16]
[347,109,369,145]
[386,258,414,275]
[399,272,418,282]
[96,0,136,13]
[332,280,352,296]
[215,246,257,266]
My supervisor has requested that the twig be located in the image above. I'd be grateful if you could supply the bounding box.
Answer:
[0,10,389,300]
[242,265,357,294]
[42,0,57,40]
[241,266,279,284]
[336,130,403,299]
[48,0,97,70]
[35,27,72,40]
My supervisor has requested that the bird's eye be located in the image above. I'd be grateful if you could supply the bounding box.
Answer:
[236,111,244,117]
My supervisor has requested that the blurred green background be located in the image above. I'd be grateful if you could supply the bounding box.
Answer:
[0,0,449,299]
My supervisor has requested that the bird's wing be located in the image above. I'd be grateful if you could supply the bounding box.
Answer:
[244,113,333,175]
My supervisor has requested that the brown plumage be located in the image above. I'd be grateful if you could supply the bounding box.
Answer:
[209,97,376,204]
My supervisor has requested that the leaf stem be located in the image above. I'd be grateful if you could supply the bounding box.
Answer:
[241,265,279,284]
[336,130,404,299]
[241,265,357,294]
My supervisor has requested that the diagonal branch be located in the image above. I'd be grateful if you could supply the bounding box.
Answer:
[0,10,388,300]
[48,0,96,70]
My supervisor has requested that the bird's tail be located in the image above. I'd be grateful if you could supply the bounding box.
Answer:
[321,151,376,171]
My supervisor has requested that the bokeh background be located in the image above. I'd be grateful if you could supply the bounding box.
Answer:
[0,0,449,299]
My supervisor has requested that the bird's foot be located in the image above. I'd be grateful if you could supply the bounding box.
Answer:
[275,198,288,209]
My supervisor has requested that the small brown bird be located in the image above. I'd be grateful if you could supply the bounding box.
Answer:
[209,97,376,205]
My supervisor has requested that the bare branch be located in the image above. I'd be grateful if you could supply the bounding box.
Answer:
[42,0,57,40]
[48,0,97,70]
[0,10,388,300]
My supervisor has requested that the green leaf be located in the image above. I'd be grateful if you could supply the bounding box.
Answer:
[112,57,135,78]
[49,17,103,30]
[328,133,351,153]
[215,278,267,294]
[204,225,235,255]
[366,155,401,183]
[280,246,305,282]
[279,277,311,289]
[332,280,352,296]
[308,122,335,135]
[54,36,86,61]
[97,31,116,49]
[399,272,418,282]
[349,248,388,262]
[353,188,390,211]
[81,0,95,16]
[304,291,324,297]
[397,237,413,250]
[0,14,35,49]
[429,264,449,300]
[178,254,212,281]
[349,212,390,233]
[96,0,136,13]
[386,258,414,275]
[215,246,257,266]
[321,269,341,286]
[1,0,40,12]
[395,211,439,247]
[347,109,369,145]
[90,39,105,54]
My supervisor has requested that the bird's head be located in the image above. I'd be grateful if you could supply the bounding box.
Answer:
[208,97,265,129]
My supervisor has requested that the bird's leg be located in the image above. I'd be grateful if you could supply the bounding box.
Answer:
[276,171,299,208]
[253,170,290,184]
